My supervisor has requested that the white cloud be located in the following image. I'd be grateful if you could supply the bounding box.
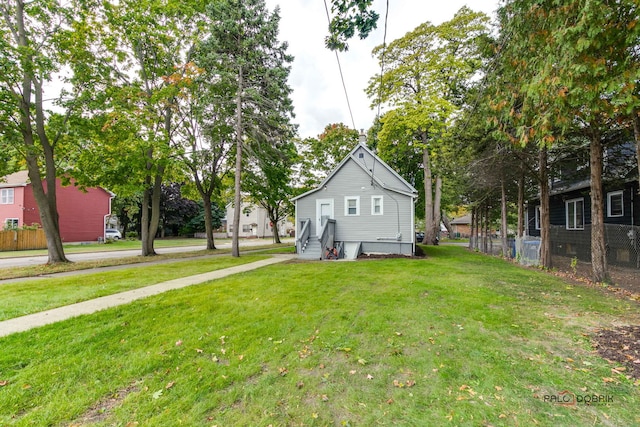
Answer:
[266,0,499,139]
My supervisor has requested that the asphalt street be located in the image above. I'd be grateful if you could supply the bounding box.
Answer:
[0,238,293,269]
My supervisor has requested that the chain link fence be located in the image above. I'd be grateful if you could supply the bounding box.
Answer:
[515,225,640,269]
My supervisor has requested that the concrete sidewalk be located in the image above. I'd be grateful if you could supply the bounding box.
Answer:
[0,254,294,338]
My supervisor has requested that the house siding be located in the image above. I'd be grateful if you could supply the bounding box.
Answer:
[296,157,414,252]
[527,181,640,237]
[21,179,111,242]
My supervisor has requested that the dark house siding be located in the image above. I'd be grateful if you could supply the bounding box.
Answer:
[527,180,639,236]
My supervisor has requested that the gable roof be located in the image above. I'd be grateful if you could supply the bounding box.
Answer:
[292,141,418,201]
[0,170,115,197]
[0,170,30,188]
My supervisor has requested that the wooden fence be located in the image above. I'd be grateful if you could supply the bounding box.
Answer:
[0,229,47,251]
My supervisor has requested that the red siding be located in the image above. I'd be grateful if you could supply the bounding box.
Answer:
[23,179,112,242]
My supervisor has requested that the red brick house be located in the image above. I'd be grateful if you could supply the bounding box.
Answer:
[0,170,114,242]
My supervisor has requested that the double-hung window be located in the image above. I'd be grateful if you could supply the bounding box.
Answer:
[344,196,360,216]
[4,218,18,229]
[534,205,541,230]
[0,188,14,204]
[607,191,623,217]
[371,196,383,215]
[566,198,584,230]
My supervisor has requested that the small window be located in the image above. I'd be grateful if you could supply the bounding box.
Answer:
[0,188,14,204]
[242,224,252,232]
[371,196,383,215]
[344,196,360,216]
[566,198,584,230]
[534,205,541,230]
[607,191,623,217]
[4,218,18,229]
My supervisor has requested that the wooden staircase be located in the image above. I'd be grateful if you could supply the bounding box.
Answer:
[299,235,322,260]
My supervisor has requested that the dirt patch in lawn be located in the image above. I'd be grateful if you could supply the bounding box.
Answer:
[72,381,140,425]
[592,325,640,380]
[550,255,640,303]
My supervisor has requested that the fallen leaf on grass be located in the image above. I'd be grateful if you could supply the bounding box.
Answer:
[0,380,8,387]
[165,381,175,389]
[321,394,329,402]
[393,380,404,388]
[279,367,288,376]
[495,386,503,391]
[349,370,357,375]
[406,380,416,387]
[366,374,374,380]
[175,340,183,346]
[195,348,203,353]
[152,389,163,399]
[358,358,367,365]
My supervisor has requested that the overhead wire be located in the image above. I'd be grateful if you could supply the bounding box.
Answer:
[376,0,389,119]
[323,0,356,130]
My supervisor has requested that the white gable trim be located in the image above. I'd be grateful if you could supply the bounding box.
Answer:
[292,143,418,202]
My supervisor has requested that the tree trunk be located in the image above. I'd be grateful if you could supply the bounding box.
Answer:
[232,65,243,258]
[539,146,552,269]
[589,130,610,283]
[517,168,525,238]
[141,183,153,256]
[500,178,509,258]
[16,1,68,264]
[270,215,282,244]
[422,135,435,245]
[633,110,640,195]
[202,193,217,250]
[469,207,476,250]
[433,176,442,244]
[484,204,489,254]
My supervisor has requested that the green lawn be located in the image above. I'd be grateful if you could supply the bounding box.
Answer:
[0,246,638,426]
[0,254,269,321]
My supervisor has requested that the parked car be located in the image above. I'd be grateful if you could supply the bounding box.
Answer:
[105,229,122,240]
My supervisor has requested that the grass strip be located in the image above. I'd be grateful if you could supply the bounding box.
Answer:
[0,255,270,321]
[0,244,294,281]
[0,246,638,426]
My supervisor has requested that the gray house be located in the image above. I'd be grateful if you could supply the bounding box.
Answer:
[293,136,418,259]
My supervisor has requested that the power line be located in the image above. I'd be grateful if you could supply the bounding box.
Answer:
[323,0,356,130]
[376,0,390,119]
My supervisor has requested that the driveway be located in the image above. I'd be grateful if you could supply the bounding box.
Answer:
[0,238,293,269]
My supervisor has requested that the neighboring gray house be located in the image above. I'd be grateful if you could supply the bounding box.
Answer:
[293,136,418,259]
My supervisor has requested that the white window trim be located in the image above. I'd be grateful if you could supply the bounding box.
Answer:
[344,196,360,216]
[371,195,384,216]
[566,197,585,230]
[0,188,14,204]
[4,218,19,229]
[534,205,541,230]
[607,190,624,218]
